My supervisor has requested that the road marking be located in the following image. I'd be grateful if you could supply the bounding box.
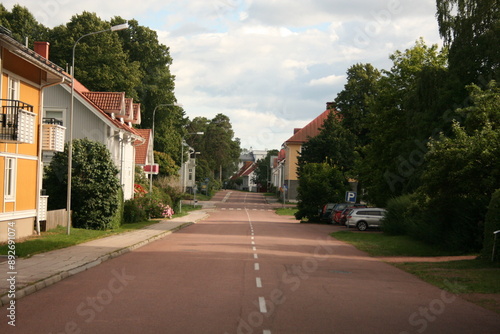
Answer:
[254,263,260,270]
[263,331,271,334]
[237,208,242,210]
[259,297,267,313]
[254,254,258,259]
[252,246,257,251]
[256,277,262,288]
[251,241,255,245]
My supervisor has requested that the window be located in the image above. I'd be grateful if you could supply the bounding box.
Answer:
[4,157,16,201]
[45,110,64,124]
[8,77,19,102]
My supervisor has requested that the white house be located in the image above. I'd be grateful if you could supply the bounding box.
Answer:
[42,79,143,200]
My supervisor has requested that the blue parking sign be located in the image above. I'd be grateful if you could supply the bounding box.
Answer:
[345,191,357,203]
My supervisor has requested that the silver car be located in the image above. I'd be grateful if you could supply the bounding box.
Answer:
[346,208,386,231]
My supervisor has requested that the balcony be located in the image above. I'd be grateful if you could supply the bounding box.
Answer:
[0,99,36,144]
[42,118,66,152]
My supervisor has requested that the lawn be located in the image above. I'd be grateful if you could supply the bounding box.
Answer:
[275,207,298,216]
[331,230,500,314]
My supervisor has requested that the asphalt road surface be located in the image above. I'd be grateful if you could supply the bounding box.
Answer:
[1,191,499,333]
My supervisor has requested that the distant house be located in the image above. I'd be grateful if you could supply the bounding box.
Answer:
[232,161,258,192]
[42,79,143,200]
[0,30,71,242]
[281,103,335,201]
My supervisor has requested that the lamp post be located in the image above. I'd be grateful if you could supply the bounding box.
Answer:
[67,23,129,235]
[149,103,183,194]
[179,132,204,213]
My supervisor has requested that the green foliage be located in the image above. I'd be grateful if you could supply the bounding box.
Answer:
[382,194,418,236]
[253,150,279,190]
[123,198,148,224]
[295,163,348,221]
[154,151,178,176]
[482,189,500,260]
[44,139,121,230]
[110,187,124,229]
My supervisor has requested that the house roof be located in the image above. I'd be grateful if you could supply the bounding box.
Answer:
[135,129,152,165]
[232,161,256,179]
[285,109,333,145]
[81,91,126,115]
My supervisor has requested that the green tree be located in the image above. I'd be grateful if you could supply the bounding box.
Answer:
[0,4,48,46]
[436,0,500,92]
[47,12,142,99]
[419,82,500,250]
[359,39,449,206]
[482,189,500,260]
[253,150,279,191]
[295,163,348,221]
[44,139,121,230]
[334,63,381,146]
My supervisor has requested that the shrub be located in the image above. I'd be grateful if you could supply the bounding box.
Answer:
[382,194,416,235]
[482,189,500,260]
[44,139,121,230]
[123,198,148,223]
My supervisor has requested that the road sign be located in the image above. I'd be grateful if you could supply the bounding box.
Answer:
[345,191,357,203]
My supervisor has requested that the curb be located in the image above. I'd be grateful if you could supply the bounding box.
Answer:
[0,220,199,307]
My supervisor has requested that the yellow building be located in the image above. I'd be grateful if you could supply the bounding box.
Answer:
[282,105,334,201]
[0,29,70,242]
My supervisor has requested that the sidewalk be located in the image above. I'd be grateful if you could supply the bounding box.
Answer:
[0,207,212,307]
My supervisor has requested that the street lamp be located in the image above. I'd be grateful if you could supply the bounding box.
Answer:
[67,23,129,235]
[179,132,204,213]
[149,102,183,194]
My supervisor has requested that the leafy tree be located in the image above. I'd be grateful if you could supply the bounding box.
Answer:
[298,111,357,173]
[44,139,121,230]
[359,39,449,206]
[253,150,279,191]
[335,63,381,146]
[0,4,48,46]
[295,163,348,221]
[482,189,500,261]
[419,81,500,250]
[154,151,178,176]
[436,0,500,92]
[48,12,142,99]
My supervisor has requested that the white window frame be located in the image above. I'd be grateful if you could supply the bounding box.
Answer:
[4,157,17,202]
[8,76,20,102]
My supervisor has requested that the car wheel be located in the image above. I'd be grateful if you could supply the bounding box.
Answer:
[357,221,368,231]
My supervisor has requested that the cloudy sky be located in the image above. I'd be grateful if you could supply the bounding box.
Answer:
[4,0,442,150]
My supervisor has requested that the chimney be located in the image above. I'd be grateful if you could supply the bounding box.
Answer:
[34,41,50,59]
[293,128,302,134]
[326,101,336,110]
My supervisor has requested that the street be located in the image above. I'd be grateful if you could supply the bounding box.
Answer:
[1,191,500,334]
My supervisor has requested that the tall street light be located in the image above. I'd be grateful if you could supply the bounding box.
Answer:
[149,102,183,194]
[179,132,204,213]
[67,23,129,235]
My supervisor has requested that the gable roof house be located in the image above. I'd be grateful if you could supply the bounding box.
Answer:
[281,103,335,201]
[0,29,71,242]
[231,161,258,192]
[42,74,144,201]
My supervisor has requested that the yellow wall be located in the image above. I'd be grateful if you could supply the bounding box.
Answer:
[285,143,301,181]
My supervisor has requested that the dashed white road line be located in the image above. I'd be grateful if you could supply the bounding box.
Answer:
[256,277,262,288]
[254,263,260,270]
[259,297,267,313]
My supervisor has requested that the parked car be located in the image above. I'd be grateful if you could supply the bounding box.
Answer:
[319,203,337,221]
[338,204,367,225]
[330,203,366,224]
[346,208,387,231]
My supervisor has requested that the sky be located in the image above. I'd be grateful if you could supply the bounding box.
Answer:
[4,0,442,151]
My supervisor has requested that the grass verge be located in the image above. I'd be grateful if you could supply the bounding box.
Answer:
[275,207,297,216]
[331,230,500,314]
[0,220,158,258]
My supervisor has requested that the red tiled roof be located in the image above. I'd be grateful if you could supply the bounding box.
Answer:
[285,109,333,144]
[81,91,126,115]
[134,129,151,165]
[232,161,256,179]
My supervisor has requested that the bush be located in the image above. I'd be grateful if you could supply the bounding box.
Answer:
[382,194,416,235]
[482,189,500,260]
[123,198,148,223]
[110,187,124,229]
[44,139,121,230]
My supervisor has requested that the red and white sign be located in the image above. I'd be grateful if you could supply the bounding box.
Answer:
[143,164,159,175]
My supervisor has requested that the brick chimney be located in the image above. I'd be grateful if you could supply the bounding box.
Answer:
[34,41,50,59]
[326,101,336,110]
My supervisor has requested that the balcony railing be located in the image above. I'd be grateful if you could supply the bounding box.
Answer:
[42,118,66,152]
[0,99,36,144]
